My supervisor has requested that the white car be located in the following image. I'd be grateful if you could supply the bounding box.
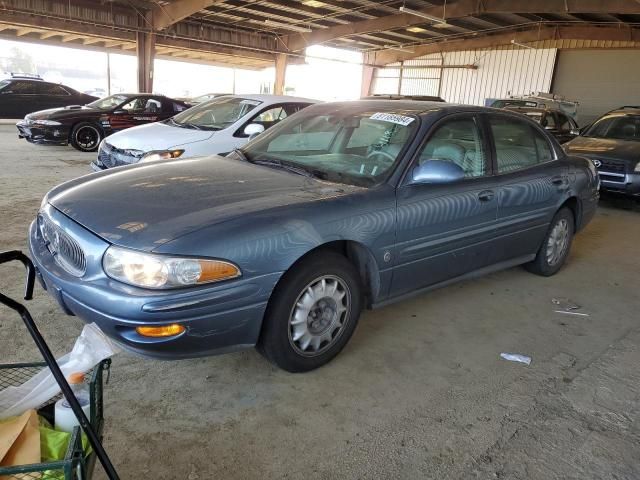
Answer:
[91,94,317,170]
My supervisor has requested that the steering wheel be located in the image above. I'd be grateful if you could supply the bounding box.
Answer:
[366,149,396,163]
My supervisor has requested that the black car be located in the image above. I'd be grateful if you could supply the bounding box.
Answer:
[504,107,579,144]
[564,106,640,197]
[16,93,190,152]
[0,74,98,118]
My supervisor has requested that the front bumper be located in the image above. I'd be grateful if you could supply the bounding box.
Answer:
[598,171,640,197]
[28,207,277,359]
[16,121,69,146]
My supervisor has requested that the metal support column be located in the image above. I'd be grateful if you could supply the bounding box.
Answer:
[274,53,288,95]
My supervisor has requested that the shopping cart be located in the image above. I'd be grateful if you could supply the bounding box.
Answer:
[0,250,119,479]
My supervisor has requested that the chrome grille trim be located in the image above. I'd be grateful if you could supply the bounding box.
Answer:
[38,214,87,277]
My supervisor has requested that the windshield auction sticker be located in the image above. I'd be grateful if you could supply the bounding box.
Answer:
[370,112,415,126]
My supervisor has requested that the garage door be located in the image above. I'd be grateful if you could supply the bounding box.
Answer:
[552,50,640,126]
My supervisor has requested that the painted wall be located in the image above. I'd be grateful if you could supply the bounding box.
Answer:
[373,46,557,106]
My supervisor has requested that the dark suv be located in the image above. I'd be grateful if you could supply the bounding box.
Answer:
[0,75,97,118]
[564,106,640,197]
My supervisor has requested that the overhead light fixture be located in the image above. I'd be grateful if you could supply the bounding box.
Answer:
[399,6,448,26]
[302,0,326,7]
[406,26,427,33]
[264,19,312,33]
[510,39,535,49]
[384,44,415,53]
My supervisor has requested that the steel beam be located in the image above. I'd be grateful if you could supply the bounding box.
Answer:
[371,25,640,65]
[274,53,287,95]
[285,0,640,52]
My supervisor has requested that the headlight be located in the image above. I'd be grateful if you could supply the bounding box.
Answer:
[139,149,185,163]
[103,246,241,289]
[33,120,62,126]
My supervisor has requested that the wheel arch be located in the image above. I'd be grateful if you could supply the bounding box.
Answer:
[277,240,381,309]
[559,196,582,231]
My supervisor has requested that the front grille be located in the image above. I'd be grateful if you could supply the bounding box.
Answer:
[598,159,626,173]
[98,142,143,168]
[38,214,86,276]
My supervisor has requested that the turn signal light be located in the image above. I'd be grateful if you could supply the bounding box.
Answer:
[136,324,186,337]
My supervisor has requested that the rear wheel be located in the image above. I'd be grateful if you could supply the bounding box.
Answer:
[525,207,574,276]
[257,251,362,372]
[70,122,102,152]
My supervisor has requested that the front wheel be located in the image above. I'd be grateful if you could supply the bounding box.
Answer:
[525,207,574,276]
[70,122,103,152]
[257,251,363,372]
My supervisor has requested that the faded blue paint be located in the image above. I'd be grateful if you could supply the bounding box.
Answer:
[29,103,599,359]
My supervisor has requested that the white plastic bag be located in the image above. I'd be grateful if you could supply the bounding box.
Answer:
[500,353,532,365]
[0,323,120,419]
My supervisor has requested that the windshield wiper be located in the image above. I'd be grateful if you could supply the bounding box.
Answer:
[254,159,315,178]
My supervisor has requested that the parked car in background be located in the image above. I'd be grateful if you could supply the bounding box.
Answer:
[504,106,579,144]
[0,74,98,118]
[564,106,640,197]
[30,101,598,372]
[177,93,230,107]
[16,93,189,152]
[489,92,579,122]
[91,94,316,170]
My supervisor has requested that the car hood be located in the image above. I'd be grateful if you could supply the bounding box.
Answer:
[26,105,100,120]
[105,121,214,151]
[47,156,356,251]
[564,136,640,163]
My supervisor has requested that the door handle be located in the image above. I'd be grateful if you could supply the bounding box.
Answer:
[478,190,494,202]
[551,175,568,187]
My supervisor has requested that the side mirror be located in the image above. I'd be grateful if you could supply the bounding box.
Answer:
[544,125,554,130]
[244,123,265,139]
[411,160,465,184]
[570,128,580,136]
[113,109,127,115]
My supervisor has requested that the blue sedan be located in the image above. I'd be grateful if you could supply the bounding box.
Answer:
[29,101,599,372]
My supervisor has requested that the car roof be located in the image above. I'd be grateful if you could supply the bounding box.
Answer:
[228,93,318,103]
[318,100,494,115]
[607,106,640,115]
[505,106,561,114]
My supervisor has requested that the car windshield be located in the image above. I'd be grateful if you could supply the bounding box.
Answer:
[0,80,10,91]
[583,115,640,141]
[240,106,418,187]
[87,94,130,110]
[171,96,261,130]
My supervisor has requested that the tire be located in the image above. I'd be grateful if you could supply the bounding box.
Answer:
[257,251,363,372]
[525,207,574,276]
[70,122,103,152]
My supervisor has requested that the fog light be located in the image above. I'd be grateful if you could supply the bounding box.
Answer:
[136,324,185,337]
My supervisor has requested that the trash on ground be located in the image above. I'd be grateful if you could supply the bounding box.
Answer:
[0,323,119,419]
[552,297,589,317]
[554,310,590,317]
[552,297,581,311]
[500,353,532,365]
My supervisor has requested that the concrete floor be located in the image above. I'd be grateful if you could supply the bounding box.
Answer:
[0,124,639,479]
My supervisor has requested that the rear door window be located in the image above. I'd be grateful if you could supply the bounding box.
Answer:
[36,83,70,96]
[489,115,554,174]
